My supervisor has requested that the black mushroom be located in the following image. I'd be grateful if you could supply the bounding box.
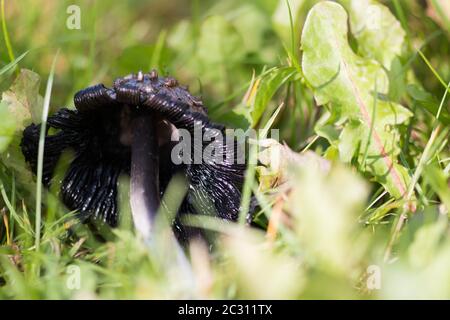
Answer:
[21,70,249,241]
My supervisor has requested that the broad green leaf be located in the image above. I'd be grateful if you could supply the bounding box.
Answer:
[339,0,406,69]
[0,102,16,153]
[301,1,412,198]
[338,119,362,163]
[1,69,43,129]
[388,57,407,102]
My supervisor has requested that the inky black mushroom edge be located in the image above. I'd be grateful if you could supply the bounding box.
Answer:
[21,70,253,242]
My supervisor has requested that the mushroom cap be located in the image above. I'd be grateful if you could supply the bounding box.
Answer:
[74,71,207,116]
[21,71,248,239]
[113,71,207,115]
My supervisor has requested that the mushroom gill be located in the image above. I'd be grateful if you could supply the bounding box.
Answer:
[21,70,248,241]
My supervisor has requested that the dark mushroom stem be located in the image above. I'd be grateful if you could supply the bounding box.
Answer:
[129,110,191,271]
[130,112,160,240]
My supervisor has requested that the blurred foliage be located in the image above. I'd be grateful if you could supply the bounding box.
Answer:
[302,1,412,199]
[0,0,449,299]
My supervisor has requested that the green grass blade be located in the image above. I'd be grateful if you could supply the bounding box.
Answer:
[35,50,59,252]
[418,49,448,89]
[385,80,450,262]
[0,50,28,76]
[1,0,16,71]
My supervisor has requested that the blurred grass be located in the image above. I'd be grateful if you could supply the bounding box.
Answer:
[0,0,449,299]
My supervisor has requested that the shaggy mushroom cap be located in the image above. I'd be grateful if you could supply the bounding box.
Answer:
[21,70,247,238]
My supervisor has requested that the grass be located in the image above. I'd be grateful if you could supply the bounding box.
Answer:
[0,0,449,299]
[0,0,15,64]
[35,50,59,255]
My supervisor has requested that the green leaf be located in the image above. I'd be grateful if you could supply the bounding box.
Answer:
[339,0,406,69]
[407,84,450,125]
[250,66,297,126]
[0,101,16,152]
[424,164,450,215]
[301,1,412,198]
[388,57,407,102]
[315,123,340,144]
[1,69,43,129]
[338,119,362,163]
[218,104,251,130]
